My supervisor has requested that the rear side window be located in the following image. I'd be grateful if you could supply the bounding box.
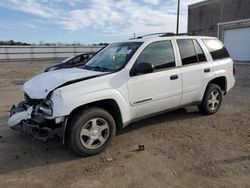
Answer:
[136,40,175,70]
[202,39,230,60]
[177,39,197,65]
[177,39,206,65]
[193,40,206,62]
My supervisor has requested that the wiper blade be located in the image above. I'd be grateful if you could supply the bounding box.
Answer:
[81,65,110,72]
[93,66,110,72]
[81,65,92,69]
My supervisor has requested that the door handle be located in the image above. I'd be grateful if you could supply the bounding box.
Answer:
[170,75,178,80]
[204,68,211,73]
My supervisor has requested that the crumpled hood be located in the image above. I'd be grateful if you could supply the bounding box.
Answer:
[23,68,105,99]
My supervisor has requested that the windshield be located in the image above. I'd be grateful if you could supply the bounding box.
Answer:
[83,42,142,72]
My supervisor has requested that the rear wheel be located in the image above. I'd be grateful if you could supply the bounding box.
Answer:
[67,107,116,156]
[198,84,223,115]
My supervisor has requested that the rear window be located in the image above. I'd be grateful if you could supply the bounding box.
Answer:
[202,39,230,60]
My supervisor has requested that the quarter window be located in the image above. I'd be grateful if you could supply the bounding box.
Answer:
[202,39,230,60]
[136,41,175,71]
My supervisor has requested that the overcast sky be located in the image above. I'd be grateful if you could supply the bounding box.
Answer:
[0,0,203,44]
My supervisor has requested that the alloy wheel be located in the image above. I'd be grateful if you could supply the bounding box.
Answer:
[79,118,110,150]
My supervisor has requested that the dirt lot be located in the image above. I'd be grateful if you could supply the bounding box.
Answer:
[0,61,249,188]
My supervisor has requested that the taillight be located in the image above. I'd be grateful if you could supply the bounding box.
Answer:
[233,64,236,75]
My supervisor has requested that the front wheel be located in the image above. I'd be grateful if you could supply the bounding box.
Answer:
[67,107,116,156]
[198,84,223,115]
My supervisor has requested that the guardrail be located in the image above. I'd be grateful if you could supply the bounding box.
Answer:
[0,45,104,61]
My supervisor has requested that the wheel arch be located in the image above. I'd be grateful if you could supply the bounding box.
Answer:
[207,76,227,93]
[65,99,123,141]
[198,76,227,104]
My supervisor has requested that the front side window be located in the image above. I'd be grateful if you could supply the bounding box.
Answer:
[202,39,230,60]
[136,40,175,70]
[83,42,142,72]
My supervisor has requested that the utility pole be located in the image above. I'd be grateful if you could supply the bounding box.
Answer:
[176,0,180,34]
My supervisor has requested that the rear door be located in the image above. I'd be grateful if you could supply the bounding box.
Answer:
[176,39,214,105]
[127,40,182,119]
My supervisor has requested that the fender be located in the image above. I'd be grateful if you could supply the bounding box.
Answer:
[50,88,131,125]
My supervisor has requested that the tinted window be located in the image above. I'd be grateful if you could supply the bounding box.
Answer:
[193,40,207,62]
[177,39,198,65]
[203,39,230,60]
[136,41,175,70]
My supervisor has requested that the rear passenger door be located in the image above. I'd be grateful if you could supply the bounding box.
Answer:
[176,39,214,105]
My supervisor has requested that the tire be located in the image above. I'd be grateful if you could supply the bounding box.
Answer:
[198,84,223,115]
[67,107,116,156]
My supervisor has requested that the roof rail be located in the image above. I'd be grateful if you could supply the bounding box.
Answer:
[160,32,193,37]
[129,32,192,40]
[129,32,167,40]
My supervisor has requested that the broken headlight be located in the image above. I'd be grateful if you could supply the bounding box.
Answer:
[39,99,53,116]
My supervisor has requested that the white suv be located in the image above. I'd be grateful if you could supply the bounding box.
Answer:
[8,34,235,156]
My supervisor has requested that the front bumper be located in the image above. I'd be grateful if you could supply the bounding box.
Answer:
[8,105,33,129]
[8,102,65,142]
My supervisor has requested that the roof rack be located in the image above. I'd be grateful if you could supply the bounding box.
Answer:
[129,32,192,40]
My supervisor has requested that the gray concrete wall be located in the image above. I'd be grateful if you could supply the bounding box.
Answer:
[188,0,250,36]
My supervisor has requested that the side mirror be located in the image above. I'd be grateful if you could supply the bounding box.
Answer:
[133,63,154,75]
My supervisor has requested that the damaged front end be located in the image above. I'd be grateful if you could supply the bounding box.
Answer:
[8,94,66,142]
[7,67,107,143]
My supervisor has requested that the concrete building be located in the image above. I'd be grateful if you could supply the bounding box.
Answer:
[188,0,250,61]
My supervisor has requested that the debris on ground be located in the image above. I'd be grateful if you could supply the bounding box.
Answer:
[172,171,177,176]
[106,157,113,162]
[137,144,145,151]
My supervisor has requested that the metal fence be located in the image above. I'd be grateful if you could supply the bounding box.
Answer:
[0,45,104,61]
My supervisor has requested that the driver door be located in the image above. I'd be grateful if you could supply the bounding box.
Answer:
[127,40,182,119]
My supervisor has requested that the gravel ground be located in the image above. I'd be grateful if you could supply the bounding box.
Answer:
[0,61,249,188]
